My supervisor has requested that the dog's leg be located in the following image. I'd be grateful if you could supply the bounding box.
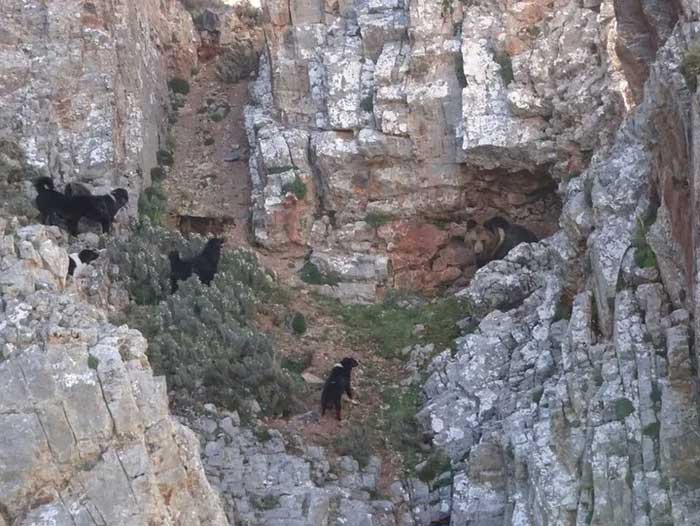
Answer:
[67,218,80,236]
[100,218,112,234]
[335,401,341,421]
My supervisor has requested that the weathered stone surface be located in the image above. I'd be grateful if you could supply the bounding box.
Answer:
[0,0,199,216]
[0,224,228,526]
[188,405,403,526]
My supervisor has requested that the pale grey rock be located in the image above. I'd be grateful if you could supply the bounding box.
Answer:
[0,224,228,526]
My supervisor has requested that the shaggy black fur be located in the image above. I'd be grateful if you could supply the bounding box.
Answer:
[321,357,359,421]
[67,249,100,277]
[169,238,225,293]
[33,177,129,236]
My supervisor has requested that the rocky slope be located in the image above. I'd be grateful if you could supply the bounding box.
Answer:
[0,221,227,526]
[418,7,700,525]
[0,0,198,216]
[245,0,630,298]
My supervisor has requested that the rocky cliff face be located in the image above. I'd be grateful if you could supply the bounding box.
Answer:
[419,7,700,524]
[0,221,228,525]
[0,0,198,215]
[246,0,629,298]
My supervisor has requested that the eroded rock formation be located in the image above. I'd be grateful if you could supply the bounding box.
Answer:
[0,0,198,215]
[246,0,630,298]
[419,11,700,524]
[0,220,228,526]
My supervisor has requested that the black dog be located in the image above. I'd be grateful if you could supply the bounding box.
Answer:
[321,357,359,421]
[67,249,100,277]
[33,177,129,236]
[169,238,225,293]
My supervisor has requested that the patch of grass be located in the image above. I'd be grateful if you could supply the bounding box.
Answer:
[360,95,374,112]
[378,385,423,472]
[494,52,514,85]
[138,184,168,225]
[168,77,190,95]
[299,261,341,286]
[417,449,452,483]
[364,211,391,229]
[291,312,307,335]
[281,175,307,200]
[650,383,662,404]
[88,355,99,370]
[614,398,635,420]
[331,296,467,358]
[681,47,700,93]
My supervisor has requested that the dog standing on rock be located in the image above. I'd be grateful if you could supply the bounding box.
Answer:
[321,357,359,421]
[33,177,129,236]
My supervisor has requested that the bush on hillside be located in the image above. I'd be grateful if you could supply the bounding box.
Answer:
[107,222,301,415]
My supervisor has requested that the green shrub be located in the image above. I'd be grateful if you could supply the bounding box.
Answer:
[643,422,660,438]
[281,349,313,374]
[532,386,544,404]
[157,149,174,166]
[299,261,340,286]
[88,355,100,370]
[168,77,191,95]
[109,225,299,415]
[360,95,374,112]
[417,449,452,483]
[291,312,307,335]
[281,175,307,200]
[150,166,165,182]
[494,52,514,85]
[364,211,391,229]
[681,47,700,93]
[138,185,168,226]
[633,217,657,269]
[614,398,635,420]
[251,494,279,511]
[333,426,373,468]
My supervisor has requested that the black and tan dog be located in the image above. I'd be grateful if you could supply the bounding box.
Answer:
[465,216,537,268]
[67,249,100,278]
[321,357,359,421]
[33,177,129,236]
[169,238,225,293]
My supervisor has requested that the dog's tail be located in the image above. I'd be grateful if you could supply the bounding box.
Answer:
[33,176,55,192]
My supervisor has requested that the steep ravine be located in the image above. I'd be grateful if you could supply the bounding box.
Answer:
[2,0,700,525]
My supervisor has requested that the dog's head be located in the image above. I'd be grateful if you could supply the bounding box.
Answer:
[464,219,499,259]
[33,176,55,192]
[168,250,181,264]
[111,188,129,209]
[340,357,359,370]
[203,237,225,255]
